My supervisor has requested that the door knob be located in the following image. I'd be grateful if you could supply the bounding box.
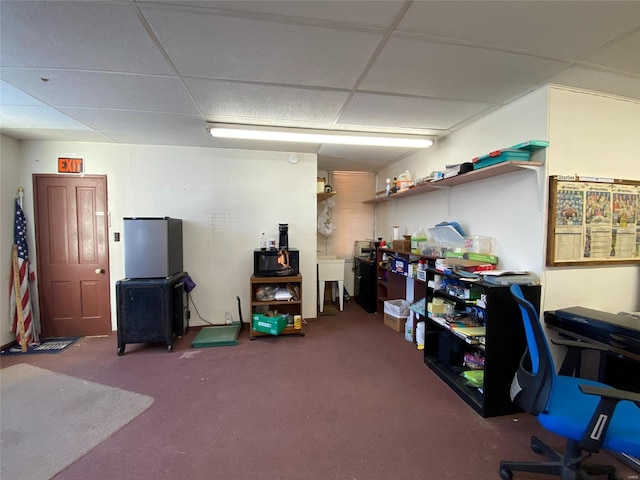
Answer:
[95,268,105,274]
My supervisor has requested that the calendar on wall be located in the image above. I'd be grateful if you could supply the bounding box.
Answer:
[546,175,640,266]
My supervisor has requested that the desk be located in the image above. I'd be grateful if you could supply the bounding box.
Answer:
[545,307,640,473]
[544,307,640,362]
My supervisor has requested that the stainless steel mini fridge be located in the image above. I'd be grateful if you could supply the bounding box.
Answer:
[123,217,183,278]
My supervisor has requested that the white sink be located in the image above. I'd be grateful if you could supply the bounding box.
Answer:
[317,255,345,312]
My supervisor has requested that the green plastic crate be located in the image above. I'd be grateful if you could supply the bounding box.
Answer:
[252,314,287,335]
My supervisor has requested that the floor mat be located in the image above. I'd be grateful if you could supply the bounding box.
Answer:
[191,323,241,348]
[1,364,154,480]
[1,337,81,355]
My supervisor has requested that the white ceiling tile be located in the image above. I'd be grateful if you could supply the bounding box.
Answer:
[360,36,571,103]
[0,105,94,130]
[1,69,200,113]
[1,0,639,172]
[57,109,206,136]
[318,144,415,161]
[546,66,640,102]
[185,78,348,123]
[0,128,112,143]
[340,93,494,130]
[1,81,46,106]
[583,30,640,76]
[0,2,174,74]
[140,5,383,87]
[319,155,390,172]
[161,0,403,28]
[104,131,225,148]
[399,2,640,60]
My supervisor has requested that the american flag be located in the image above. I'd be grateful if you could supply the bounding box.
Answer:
[9,198,39,346]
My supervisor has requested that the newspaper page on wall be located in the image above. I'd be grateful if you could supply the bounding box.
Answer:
[547,175,640,266]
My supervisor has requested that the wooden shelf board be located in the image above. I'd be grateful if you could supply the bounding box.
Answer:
[363,161,543,203]
[317,192,336,201]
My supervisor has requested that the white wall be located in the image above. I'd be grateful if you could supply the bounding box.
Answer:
[1,135,24,346]
[11,141,318,336]
[374,86,640,316]
[544,87,640,313]
[375,87,550,274]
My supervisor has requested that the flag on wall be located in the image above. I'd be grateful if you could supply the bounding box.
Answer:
[9,198,39,346]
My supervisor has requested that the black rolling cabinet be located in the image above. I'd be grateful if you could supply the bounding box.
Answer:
[116,271,189,355]
[423,264,541,417]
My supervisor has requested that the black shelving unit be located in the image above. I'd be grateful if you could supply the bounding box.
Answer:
[423,264,541,417]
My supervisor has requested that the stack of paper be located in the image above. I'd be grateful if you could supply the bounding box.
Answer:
[274,287,293,301]
[451,326,486,344]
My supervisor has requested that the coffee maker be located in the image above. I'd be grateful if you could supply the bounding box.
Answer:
[278,223,289,250]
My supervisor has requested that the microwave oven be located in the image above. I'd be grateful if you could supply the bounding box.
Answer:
[253,248,300,277]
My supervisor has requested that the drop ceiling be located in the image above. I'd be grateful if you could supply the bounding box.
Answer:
[1,1,639,172]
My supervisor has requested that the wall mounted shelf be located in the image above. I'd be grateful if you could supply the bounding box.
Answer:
[363,161,543,204]
[318,192,336,202]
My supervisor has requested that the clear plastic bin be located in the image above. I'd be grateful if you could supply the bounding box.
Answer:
[419,241,465,258]
[464,236,493,254]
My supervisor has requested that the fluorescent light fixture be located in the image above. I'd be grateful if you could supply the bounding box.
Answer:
[207,123,433,149]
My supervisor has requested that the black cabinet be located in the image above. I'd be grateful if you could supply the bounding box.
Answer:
[422,265,541,417]
[116,272,189,355]
[354,257,377,313]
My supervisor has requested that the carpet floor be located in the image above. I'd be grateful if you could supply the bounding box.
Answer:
[0,300,635,479]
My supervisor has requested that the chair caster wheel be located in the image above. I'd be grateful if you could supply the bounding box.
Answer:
[531,444,544,455]
[499,468,513,480]
[117,347,124,356]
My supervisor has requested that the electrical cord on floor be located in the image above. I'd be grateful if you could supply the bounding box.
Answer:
[188,292,216,326]
[188,292,244,331]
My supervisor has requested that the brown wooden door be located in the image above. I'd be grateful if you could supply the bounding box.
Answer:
[34,175,111,337]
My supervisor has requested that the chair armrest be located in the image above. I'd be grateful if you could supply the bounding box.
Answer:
[576,383,640,452]
[551,338,608,351]
[579,384,640,407]
[553,338,607,377]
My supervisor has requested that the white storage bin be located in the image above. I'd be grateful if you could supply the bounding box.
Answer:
[383,299,411,318]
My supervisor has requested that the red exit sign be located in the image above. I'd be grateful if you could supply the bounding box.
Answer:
[58,157,84,174]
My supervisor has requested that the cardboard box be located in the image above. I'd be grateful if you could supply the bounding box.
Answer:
[384,313,407,333]
[252,314,287,335]
[392,239,411,252]
[383,299,410,332]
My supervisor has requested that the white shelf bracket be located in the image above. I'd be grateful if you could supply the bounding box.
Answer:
[519,164,545,211]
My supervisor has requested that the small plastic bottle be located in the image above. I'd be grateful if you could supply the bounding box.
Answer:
[259,232,267,250]
[391,177,398,194]
[411,226,427,254]
[225,311,232,325]
[385,178,392,196]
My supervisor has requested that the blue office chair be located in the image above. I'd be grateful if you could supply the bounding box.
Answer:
[499,284,640,480]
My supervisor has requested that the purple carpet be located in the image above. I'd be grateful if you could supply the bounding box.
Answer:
[1,300,634,479]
